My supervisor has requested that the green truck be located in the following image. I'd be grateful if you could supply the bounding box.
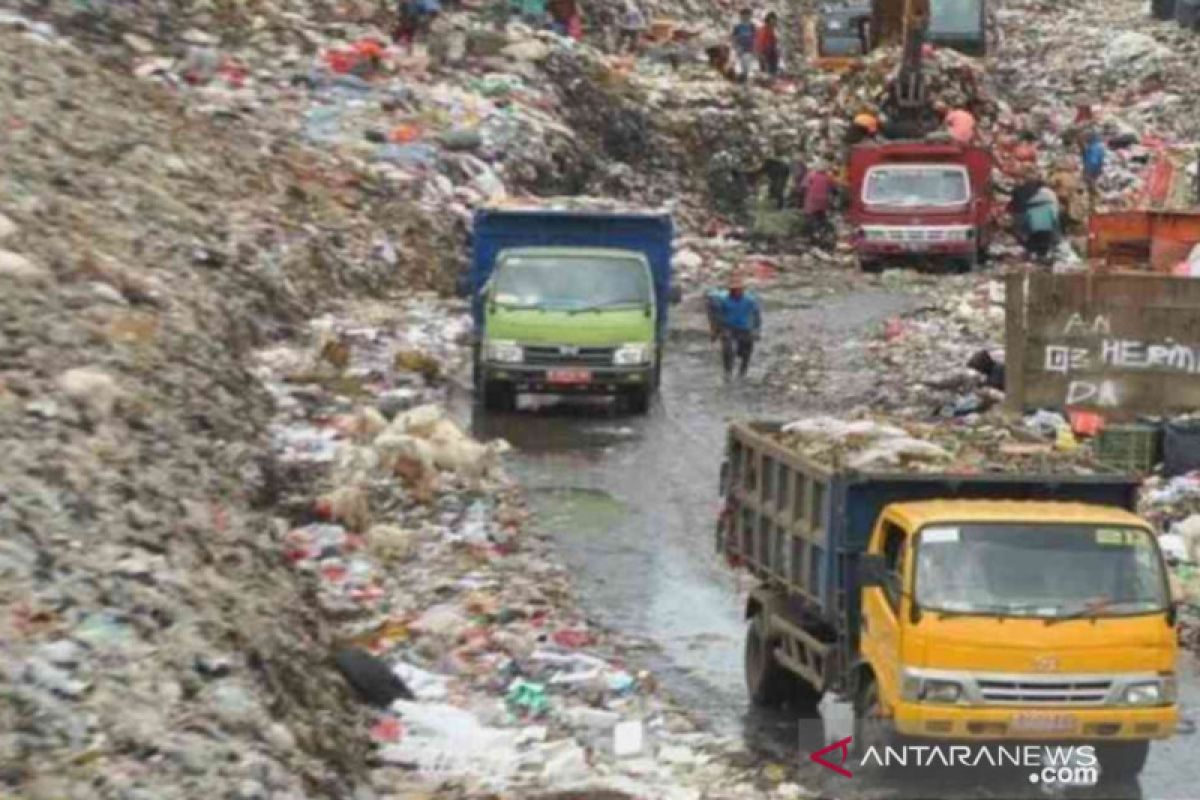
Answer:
[469,207,677,414]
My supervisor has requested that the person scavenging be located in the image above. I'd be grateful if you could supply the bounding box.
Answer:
[708,273,762,380]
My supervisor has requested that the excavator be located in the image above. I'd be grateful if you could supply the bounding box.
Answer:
[806,0,986,129]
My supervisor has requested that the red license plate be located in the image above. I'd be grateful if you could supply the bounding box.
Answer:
[547,369,592,385]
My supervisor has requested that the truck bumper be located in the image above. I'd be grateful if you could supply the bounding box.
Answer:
[481,363,652,395]
[855,240,977,259]
[892,700,1178,741]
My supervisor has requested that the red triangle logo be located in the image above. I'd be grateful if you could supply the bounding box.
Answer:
[810,736,854,777]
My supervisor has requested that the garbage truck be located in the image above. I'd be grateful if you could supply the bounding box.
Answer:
[716,421,1179,781]
[469,207,676,414]
[848,139,995,273]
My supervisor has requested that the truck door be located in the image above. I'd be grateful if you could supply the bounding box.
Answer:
[861,519,910,709]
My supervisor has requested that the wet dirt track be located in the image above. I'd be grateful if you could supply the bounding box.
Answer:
[455,280,1200,800]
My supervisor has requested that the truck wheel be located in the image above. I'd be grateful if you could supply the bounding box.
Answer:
[745,613,790,707]
[482,381,515,413]
[853,676,895,756]
[952,254,978,274]
[1096,741,1150,782]
[626,386,651,415]
[859,257,883,274]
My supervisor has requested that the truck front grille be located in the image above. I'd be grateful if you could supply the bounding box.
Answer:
[978,678,1112,705]
[523,345,616,367]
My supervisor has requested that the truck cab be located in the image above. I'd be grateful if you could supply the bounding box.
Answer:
[848,140,993,273]
[857,501,1176,776]
[470,208,675,414]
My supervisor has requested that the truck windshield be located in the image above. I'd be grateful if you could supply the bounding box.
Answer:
[492,255,650,311]
[929,0,984,36]
[863,166,969,207]
[914,524,1168,620]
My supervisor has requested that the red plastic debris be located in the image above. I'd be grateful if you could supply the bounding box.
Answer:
[370,716,404,743]
[552,629,594,648]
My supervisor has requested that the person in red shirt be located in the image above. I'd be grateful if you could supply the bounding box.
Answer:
[755,12,780,78]
[801,161,836,248]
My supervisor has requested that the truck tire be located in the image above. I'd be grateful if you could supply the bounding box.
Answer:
[853,676,896,756]
[626,386,651,415]
[952,253,978,274]
[745,613,791,707]
[482,380,515,413]
[1096,741,1150,782]
[859,257,884,274]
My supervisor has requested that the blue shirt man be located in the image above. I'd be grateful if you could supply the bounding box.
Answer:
[1082,133,1105,185]
[708,278,762,379]
[732,11,756,53]
[714,287,762,332]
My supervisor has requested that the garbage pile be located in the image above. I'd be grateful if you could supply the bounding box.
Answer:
[0,29,387,799]
[1142,474,1200,651]
[865,276,1007,418]
[992,0,1200,213]
[771,414,1108,475]
[254,303,778,799]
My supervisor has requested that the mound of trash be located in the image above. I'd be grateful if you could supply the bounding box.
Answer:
[770,415,1110,475]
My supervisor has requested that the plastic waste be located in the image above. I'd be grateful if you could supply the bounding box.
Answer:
[506,678,550,716]
[613,719,644,757]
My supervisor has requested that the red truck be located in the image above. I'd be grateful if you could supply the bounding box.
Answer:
[847,140,994,273]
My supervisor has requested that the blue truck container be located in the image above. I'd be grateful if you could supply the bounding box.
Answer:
[469,207,676,340]
[717,420,1141,691]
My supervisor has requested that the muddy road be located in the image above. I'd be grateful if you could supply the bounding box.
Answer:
[455,278,1199,800]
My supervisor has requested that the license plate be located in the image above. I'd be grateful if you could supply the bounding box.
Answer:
[1011,713,1078,734]
[547,369,592,385]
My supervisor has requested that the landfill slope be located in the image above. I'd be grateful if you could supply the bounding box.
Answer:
[0,29,401,798]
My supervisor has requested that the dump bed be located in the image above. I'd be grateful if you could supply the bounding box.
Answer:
[719,421,1142,636]
[470,207,674,338]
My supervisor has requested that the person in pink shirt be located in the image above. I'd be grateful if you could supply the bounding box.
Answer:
[943,104,977,144]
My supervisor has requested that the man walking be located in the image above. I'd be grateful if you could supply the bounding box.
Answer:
[617,1,646,53]
[709,274,762,380]
[755,11,780,79]
[731,8,757,83]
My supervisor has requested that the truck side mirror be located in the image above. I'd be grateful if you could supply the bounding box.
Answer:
[859,553,888,587]
[669,285,683,306]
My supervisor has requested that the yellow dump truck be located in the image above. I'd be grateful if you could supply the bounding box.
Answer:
[716,421,1179,782]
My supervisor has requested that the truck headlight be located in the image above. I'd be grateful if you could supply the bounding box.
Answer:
[901,670,964,704]
[1123,678,1174,706]
[613,343,650,366]
[920,679,964,704]
[486,340,523,364]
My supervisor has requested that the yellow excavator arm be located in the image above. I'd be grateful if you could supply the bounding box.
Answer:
[871,0,930,49]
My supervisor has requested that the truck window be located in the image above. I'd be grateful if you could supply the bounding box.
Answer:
[492,255,650,311]
[914,524,1169,618]
[881,522,907,611]
[929,0,984,36]
[863,165,970,207]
